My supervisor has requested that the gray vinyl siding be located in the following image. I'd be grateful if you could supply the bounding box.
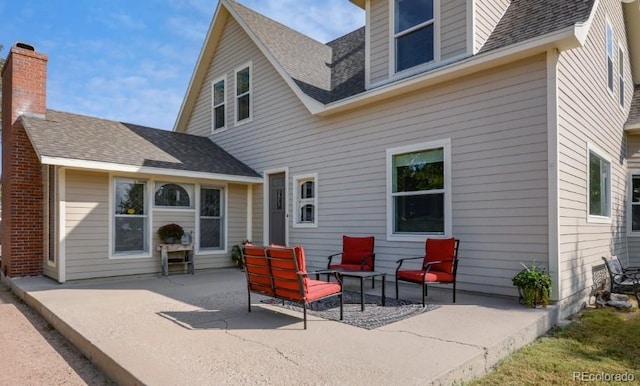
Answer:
[441,0,468,60]
[474,0,509,53]
[184,18,550,297]
[64,169,249,280]
[556,0,632,300]
[368,0,390,86]
[626,136,640,266]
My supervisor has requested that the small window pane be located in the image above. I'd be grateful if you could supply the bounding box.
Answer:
[608,59,614,91]
[115,217,146,252]
[200,218,222,248]
[394,193,444,233]
[301,181,314,199]
[155,183,191,207]
[589,152,610,217]
[396,25,434,72]
[237,94,250,121]
[214,80,225,105]
[236,67,250,95]
[633,206,640,231]
[201,189,221,217]
[393,148,443,192]
[395,0,433,33]
[300,204,314,223]
[214,105,225,129]
[116,181,145,215]
[633,177,640,203]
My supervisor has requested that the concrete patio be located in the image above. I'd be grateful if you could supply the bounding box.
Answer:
[5,269,558,385]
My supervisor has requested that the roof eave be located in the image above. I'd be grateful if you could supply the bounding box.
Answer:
[40,156,264,184]
[350,0,365,9]
[316,26,583,117]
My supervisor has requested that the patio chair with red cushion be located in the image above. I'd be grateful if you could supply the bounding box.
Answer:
[395,238,460,306]
[242,244,343,329]
[327,235,376,287]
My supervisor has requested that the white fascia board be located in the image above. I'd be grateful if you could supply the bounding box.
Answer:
[39,156,264,184]
[316,26,582,117]
[574,0,600,46]
[625,123,640,132]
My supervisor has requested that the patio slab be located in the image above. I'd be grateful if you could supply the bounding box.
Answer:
[6,269,558,385]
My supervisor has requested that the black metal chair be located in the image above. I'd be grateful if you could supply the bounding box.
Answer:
[601,256,640,302]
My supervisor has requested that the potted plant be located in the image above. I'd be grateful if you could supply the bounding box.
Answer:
[512,263,552,308]
[157,223,184,245]
[231,240,251,268]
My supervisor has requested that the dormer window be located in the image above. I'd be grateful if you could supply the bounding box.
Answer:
[394,0,435,73]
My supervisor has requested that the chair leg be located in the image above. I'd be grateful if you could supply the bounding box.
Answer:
[372,276,375,289]
[395,277,399,299]
[303,303,307,330]
[248,291,252,312]
[339,293,344,321]
[453,282,456,303]
[422,283,426,307]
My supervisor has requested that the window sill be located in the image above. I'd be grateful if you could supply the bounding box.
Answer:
[587,215,611,224]
[386,233,448,242]
[212,126,228,135]
[234,117,253,127]
[195,249,227,256]
[293,223,317,229]
[110,252,152,260]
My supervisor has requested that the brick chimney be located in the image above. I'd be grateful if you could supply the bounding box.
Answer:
[1,43,48,277]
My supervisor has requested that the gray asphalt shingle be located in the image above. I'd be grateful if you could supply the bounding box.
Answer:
[22,110,260,178]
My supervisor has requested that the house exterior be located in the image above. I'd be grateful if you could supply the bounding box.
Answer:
[2,0,640,319]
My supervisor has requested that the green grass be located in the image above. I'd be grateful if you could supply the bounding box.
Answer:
[469,308,640,385]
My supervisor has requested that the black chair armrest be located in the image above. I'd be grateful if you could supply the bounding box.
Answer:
[307,270,342,284]
[395,256,423,270]
[327,253,342,268]
[423,258,457,272]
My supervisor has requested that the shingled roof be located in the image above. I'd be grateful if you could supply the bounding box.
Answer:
[21,110,261,179]
[628,86,640,128]
[480,0,596,53]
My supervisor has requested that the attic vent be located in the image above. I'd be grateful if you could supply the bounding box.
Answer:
[15,42,35,51]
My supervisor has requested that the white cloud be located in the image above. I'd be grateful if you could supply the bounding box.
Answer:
[238,0,364,42]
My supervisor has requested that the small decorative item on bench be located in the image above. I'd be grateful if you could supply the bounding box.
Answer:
[157,223,184,245]
[512,262,552,308]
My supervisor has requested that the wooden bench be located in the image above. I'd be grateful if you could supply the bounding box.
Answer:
[241,245,343,329]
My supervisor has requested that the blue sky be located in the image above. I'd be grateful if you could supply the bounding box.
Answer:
[1,0,364,130]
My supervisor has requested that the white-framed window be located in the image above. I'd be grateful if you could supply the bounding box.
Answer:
[235,62,252,125]
[618,45,625,107]
[113,178,149,255]
[199,186,225,250]
[293,174,318,228]
[606,21,614,93]
[154,182,194,208]
[630,174,640,234]
[212,76,226,131]
[387,139,451,241]
[587,146,611,221]
[393,0,435,73]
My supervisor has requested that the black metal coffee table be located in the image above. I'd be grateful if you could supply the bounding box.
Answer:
[317,270,386,311]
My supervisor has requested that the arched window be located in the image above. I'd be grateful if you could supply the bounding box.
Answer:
[293,174,317,227]
[154,183,192,208]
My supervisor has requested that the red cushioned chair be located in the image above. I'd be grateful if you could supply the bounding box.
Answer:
[242,244,343,329]
[395,238,460,306]
[327,235,376,287]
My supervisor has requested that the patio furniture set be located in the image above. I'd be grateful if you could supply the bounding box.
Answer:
[241,236,460,329]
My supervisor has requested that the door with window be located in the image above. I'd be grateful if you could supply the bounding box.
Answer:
[269,173,286,245]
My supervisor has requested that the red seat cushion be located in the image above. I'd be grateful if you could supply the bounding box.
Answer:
[304,280,342,301]
[340,236,374,269]
[425,238,457,273]
[397,269,454,283]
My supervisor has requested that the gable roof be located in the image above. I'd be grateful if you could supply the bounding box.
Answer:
[174,0,598,130]
[480,0,596,54]
[21,110,261,182]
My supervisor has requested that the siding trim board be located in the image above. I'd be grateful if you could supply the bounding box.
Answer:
[58,168,67,283]
[547,48,561,301]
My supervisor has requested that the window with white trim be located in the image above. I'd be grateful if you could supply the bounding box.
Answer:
[212,77,226,131]
[631,175,640,232]
[394,0,435,73]
[388,140,451,239]
[200,187,225,250]
[606,21,614,92]
[588,149,611,218]
[235,63,251,124]
[114,178,149,254]
[293,174,317,227]
[154,182,193,208]
[618,46,625,107]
